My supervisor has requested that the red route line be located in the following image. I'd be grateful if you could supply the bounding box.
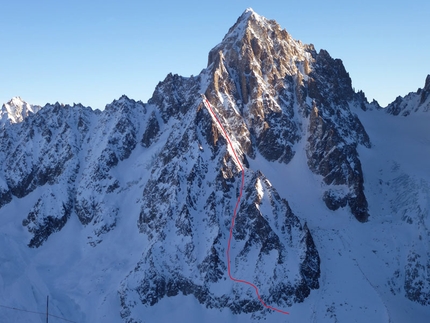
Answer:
[202,96,289,315]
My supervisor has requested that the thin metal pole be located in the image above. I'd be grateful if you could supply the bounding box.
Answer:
[46,296,49,323]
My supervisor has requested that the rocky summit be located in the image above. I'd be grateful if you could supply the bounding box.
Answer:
[0,8,429,323]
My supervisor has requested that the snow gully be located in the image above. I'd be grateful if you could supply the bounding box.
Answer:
[201,94,290,315]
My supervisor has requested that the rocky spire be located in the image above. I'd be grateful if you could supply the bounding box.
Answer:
[420,74,430,105]
[203,8,370,221]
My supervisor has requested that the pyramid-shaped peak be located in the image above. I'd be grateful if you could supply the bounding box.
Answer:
[208,9,313,70]
[10,96,23,102]
[231,8,270,31]
[216,9,278,50]
[220,8,308,49]
[242,8,262,19]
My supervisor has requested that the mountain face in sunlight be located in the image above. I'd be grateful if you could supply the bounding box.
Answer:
[0,8,429,323]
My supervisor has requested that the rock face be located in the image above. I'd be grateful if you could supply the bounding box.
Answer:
[116,69,320,319]
[122,169,319,317]
[0,24,322,317]
[305,52,371,222]
[202,9,371,222]
[0,97,146,247]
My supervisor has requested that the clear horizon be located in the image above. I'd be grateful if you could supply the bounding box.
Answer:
[1,0,429,109]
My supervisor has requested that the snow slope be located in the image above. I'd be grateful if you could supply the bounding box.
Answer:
[244,105,430,323]
[2,104,428,323]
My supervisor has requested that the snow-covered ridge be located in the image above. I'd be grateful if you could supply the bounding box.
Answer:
[385,74,430,115]
[0,96,42,127]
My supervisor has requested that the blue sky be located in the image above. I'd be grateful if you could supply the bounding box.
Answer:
[1,0,429,109]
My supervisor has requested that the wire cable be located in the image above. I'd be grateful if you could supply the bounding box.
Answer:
[0,303,77,322]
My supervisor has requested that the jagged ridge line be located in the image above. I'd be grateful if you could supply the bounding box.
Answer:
[201,95,289,315]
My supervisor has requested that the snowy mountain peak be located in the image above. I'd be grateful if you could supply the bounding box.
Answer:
[240,8,263,22]
[208,8,314,84]
[0,96,42,127]
[386,74,430,115]
[214,8,284,60]
[240,7,265,25]
[105,94,143,111]
[0,9,429,323]
[205,8,370,222]
[9,96,25,106]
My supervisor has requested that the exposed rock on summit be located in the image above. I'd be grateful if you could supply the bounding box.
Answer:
[203,9,372,221]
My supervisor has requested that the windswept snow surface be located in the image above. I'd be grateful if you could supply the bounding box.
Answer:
[0,148,151,322]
